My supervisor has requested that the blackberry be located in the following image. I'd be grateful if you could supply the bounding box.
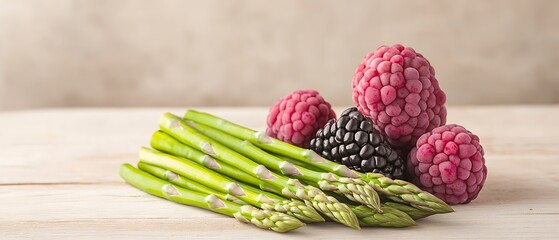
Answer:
[309,107,405,179]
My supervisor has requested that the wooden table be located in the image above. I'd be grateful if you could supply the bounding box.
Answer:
[1,106,558,239]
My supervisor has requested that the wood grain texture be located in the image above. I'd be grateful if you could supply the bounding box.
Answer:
[1,106,558,239]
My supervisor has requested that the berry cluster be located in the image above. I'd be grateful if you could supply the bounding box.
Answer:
[266,44,487,204]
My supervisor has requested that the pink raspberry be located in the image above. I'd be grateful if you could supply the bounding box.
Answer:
[266,90,336,148]
[352,44,447,149]
[407,124,487,204]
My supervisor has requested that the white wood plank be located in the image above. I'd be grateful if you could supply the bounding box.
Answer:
[1,106,558,239]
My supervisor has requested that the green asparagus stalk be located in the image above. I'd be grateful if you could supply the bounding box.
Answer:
[351,205,416,227]
[183,109,358,178]
[291,159,452,214]
[151,131,272,192]
[383,202,437,220]
[359,172,453,213]
[151,131,282,196]
[139,147,326,224]
[149,131,324,223]
[291,178,416,227]
[139,161,324,223]
[138,162,246,205]
[183,120,381,212]
[276,153,325,172]
[119,163,304,233]
[140,161,415,228]
[158,113,360,229]
[278,153,452,214]
[182,109,452,214]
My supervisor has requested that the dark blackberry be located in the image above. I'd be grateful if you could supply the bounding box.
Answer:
[309,107,405,179]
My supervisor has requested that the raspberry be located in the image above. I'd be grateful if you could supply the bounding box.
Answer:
[407,124,487,204]
[266,90,336,148]
[352,44,447,150]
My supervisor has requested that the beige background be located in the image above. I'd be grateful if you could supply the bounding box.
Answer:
[0,0,558,111]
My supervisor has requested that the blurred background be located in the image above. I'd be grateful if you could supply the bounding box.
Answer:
[0,0,558,111]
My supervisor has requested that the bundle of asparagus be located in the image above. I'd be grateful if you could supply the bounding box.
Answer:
[119,110,453,233]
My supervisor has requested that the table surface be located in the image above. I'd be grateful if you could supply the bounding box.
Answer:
[1,106,558,239]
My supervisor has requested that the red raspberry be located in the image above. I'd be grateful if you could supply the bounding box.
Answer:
[407,124,487,204]
[352,44,447,149]
[266,90,336,148]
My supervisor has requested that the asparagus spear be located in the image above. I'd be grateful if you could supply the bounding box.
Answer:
[279,154,452,214]
[182,110,452,214]
[358,172,453,213]
[383,202,437,220]
[352,205,415,227]
[139,147,326,224]
[275,153,325,172]
[151,131,270,192]
[138,162,246,205]
[140,161,415,228]
[119,163,304,233]
[149,131,324,223]
[158,113,360,229]
[183,120,381,212]
[138,161,324,223]
[286,159,452,213]
[183,109,358,178]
